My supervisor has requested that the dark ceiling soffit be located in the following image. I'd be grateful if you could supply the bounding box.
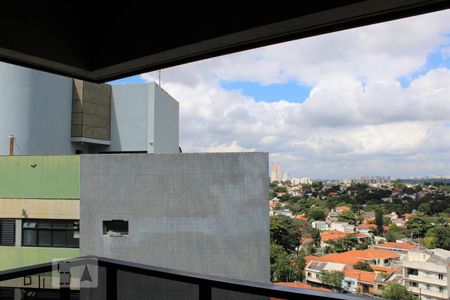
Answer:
[1,0,449,83]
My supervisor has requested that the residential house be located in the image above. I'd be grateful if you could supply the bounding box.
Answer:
[344,249,400,266]
[403,249,450,300]
[326,211,339,223]
[357,224,389,237]
[374,242,418,257]
[312,221,329,231]
[305,261,346,287]
[330,222,356,233]
[273,282,332,294]
[392,218,407,227]
[336,206,351,213]
[344,268,378,295]
[320,230,370,248]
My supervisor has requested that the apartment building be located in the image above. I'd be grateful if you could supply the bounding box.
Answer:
[403,249,450,300]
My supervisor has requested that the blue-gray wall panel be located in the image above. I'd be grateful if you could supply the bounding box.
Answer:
[0,62,74,155]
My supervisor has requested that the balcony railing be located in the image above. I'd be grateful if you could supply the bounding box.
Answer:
[0,256,370,300]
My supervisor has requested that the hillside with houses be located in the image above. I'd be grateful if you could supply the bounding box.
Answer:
[269,178,450,300]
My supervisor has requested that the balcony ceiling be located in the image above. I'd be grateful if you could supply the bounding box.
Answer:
[1,1,450,83]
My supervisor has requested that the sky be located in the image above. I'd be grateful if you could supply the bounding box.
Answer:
[111,10,450,180]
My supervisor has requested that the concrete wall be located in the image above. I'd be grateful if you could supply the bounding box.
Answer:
[151,83,179,153]
[100,83,179,153]
[80,153,269,283]
[0,62,75,155]
[71,80,111,141]
[108,84,149,151]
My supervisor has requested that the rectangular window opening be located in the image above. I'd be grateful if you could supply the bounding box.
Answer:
[103,220,128,236]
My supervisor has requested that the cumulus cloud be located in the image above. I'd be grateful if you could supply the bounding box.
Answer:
[140,10,450,179]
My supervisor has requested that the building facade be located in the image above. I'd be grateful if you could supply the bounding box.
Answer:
[271,162,281,182]
[0,62,179,156]
[403,249,450,300]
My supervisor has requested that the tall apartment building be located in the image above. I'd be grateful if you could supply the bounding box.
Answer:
[271,162,281,182]
[403,249,450,300]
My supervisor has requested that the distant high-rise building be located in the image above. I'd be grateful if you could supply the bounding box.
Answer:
[271,163,281,182]
[282,172,290,182]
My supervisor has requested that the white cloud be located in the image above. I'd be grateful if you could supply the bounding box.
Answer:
[140,9,450,178]
[205,141,255,153]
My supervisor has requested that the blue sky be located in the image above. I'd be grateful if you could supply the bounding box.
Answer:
[109,75,145,85]
[398,42,450,88]
[219,80,311,103]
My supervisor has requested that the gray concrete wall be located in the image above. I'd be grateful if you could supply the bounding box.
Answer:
[80,153,269,283]
[103,83,179,153]
[150,83,179,153]
[0,62,76,155]
[108,84,149,151]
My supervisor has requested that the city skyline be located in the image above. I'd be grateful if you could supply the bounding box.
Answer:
[112,9,450,179]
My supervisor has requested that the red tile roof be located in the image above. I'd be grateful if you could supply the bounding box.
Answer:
[357,224,389,231]
[345,249,400,260]
[375,242,417,251]
[274,282,333,293]
[306,249,399,267]
[320,230,348,242]
[336,205,351,211]
[306,253,362,266]
[344,268,377,284]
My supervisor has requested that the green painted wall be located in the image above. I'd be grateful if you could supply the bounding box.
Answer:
[0,246,80,271]
[0,155,79,199]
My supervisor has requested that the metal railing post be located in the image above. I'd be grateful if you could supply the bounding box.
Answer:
[106,267,118,300]
[199,284,212,300]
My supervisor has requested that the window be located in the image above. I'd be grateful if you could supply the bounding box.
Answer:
[409,281,418,288]
[316,274,320,279]
[384,259,389,264]
[22,220,79,248]
[426,284,430,290]
[103,220,128,236]
[438,274,444,280]
[0,219,15,246]
[407,268,419,276]
[307,272,311,277]
[439,287,444,293]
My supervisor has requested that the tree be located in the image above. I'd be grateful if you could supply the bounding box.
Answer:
[418,203,431,215]
[270,244,290,281]
[328,234,358,252]
[320,270,344,292]
[337,210,357,225]
[270,215,302,253]
[385,225,406,242]
[353,261,373,272]
[382,283,418,300]
[289,253,306,281]
[406,214,433,238]
[425,225,450,250]
[375,209,384,236]
[270,244,306,282]
[307,207,326,221]
[312,228,321,248]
